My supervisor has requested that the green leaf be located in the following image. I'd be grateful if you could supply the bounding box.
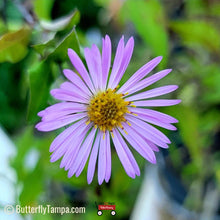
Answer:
[27,61,53,123]
[120,0,168,65]
[48,27,80,62]
[170,20,220,52]
[33,0,54,21]
[33,10,80,59]
[32,38,56,57]
[33,27,80,62]
[39,9,80,31]
[0,27,31,63]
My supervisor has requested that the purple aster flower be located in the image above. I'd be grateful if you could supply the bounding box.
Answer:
[36,35,181,184]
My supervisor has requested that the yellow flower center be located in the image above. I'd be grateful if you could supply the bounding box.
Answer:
[87,89,130,132]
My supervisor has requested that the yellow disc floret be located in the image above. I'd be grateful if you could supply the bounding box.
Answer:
[87,89,130,132]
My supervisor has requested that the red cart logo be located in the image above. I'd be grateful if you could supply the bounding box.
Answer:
[95,202,116,216]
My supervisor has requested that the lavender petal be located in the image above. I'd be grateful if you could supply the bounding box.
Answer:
[117,56,162,94]
[123,69,172,95]
[132,99,181,107]
[98,132,107,185]
[107,36,124,89]
[68,48,95,93]
[105,131,111,182]
[125,85,178,101]
[101,35,111,90]
[87,131,102,184]
[63,69,92,95]
[36,113,87,131]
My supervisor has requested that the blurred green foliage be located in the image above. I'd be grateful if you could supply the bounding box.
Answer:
[170,20,220,52]
[34,0,54,21]
[120,0,169,66]
[0,0,220,219]
[27,61,52,123]
[0,27,31,63]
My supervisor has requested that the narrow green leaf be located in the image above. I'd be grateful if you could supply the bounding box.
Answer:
[170,20,220,52]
